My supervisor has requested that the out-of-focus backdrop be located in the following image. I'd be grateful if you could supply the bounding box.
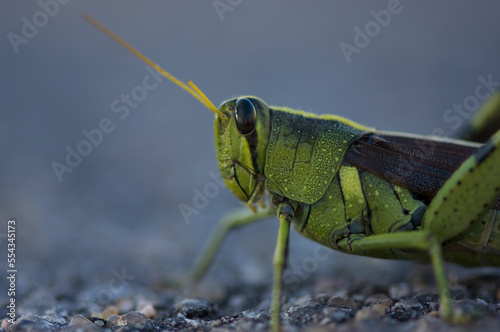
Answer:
[2,1,500,304]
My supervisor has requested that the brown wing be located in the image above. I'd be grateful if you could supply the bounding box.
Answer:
[344,131,500,209]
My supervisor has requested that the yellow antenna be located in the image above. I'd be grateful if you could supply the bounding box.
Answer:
[82,13,224,119]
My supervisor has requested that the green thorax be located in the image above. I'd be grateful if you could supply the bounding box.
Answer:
[265,107,372,204]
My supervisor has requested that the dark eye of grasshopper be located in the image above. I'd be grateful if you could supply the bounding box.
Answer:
[235,98,257,135]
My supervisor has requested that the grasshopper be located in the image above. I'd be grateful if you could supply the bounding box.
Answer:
[84,14,500,331]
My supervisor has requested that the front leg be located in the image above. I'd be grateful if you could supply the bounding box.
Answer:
[270,203,293,332]
[190,206,274,281]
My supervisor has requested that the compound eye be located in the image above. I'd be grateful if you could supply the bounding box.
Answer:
[235,98,257,136]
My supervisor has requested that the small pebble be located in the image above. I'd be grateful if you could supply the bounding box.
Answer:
[68,314,102,331]
[106,315,126,328]
[316,293,333,305]
[175,298,217,319]
[364,293,393,307]
[328,296,357,310]
[105,311,148,328]
[122,311,149,324]
[90,311,103,319]
[137,300,157,318]
[68,314,92,327]
[372,303,389,316]
[101,305,119,319]
[355,307,382,321]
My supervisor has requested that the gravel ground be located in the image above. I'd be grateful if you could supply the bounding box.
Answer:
[3,2,500,332]
[2,260,500,331]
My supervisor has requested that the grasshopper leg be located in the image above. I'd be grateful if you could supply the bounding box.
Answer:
[348,230,452,318]
[190,206,274,281]
[457,92,500,142]
[423,129,500,243]
[270,204,292,332]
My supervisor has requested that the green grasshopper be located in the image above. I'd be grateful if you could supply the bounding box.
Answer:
[84,14,500,331]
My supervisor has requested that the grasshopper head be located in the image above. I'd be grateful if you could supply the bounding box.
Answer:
[214,96,271,203]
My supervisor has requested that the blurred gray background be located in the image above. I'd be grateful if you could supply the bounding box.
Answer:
[2,1,500,302]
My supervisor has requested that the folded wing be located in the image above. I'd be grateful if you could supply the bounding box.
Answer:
[344,131,500,209]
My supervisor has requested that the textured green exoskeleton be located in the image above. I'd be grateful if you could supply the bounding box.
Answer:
[84,16,500,332]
